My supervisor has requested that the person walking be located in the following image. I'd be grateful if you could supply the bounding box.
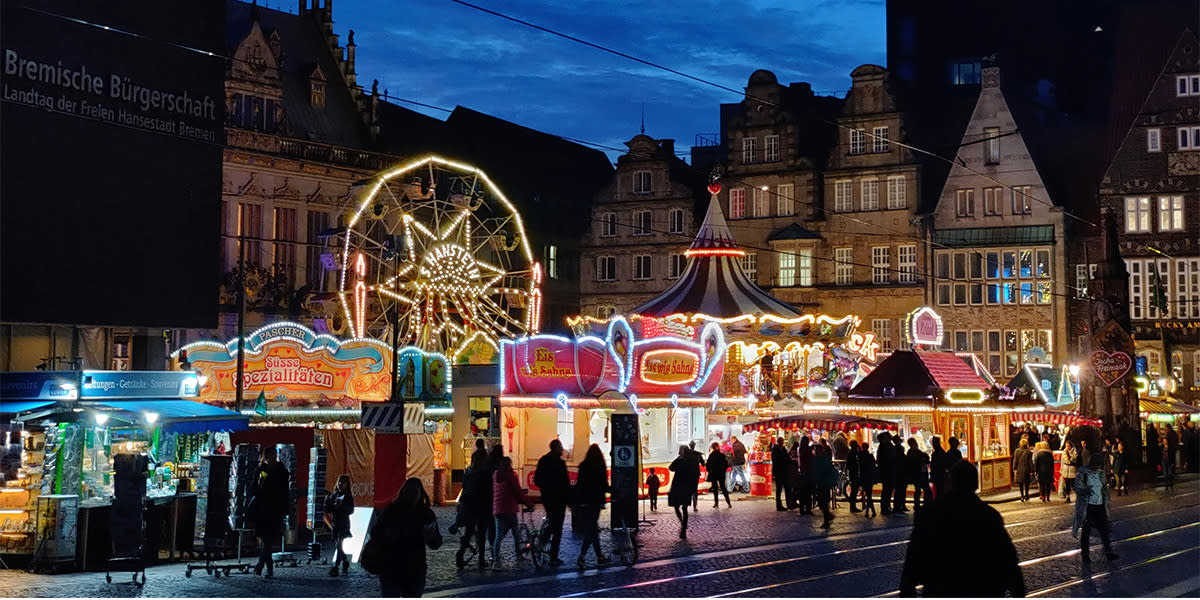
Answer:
[646,468,661,510]
[324,474,355,576]
[928,436,948,499]
[1012,438,1033,502]
[876,432,895,516]
[689,441,705,511]
[1111,439,1128,496]
[1146,423,1160,473]
[669,444,701,539]
[832,432,850,461]
[771,437,793,511]
[454,449,491,570]
[730,436,749,493]
[1165,424,1179,483]
[796,437,814,514]
[906,438,931,510]
[846,440,863,513]
[706,442,732,508]
[492,456,534,570]
[1034,441,1055,502]
[251,446,290,579]
[899,461,1025,597]
[534,439,569,567]
[574,444,611,569]
[1074,451,1117,566]
[892,435,909,513]
[859,442,878,518]
[812,444,838,529]
[1060,438,1079,503]
[374,478,439,597]
[1182,421,1198,473]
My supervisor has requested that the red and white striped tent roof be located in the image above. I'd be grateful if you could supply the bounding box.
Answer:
[745,412,900,434]
[1010,410,1103,427]
[631,194,804,319]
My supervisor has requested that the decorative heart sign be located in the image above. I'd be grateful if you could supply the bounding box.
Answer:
[1090,350,1133,387]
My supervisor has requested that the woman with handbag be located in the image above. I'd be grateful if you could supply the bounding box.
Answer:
[369,477,440,597]
[324,474,355,576]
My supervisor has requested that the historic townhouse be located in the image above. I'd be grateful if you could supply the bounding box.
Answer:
[929,65,1070,378]
[580,134,705,317]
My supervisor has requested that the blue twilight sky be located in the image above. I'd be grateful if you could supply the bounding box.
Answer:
[332,0,886,163]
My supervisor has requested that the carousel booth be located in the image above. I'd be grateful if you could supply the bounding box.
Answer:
[501,190,877,498]
[844,349,1044,493]
[0,370,247,570]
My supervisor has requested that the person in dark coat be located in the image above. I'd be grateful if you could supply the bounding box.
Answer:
[876,432,895,516]
[730,436,749,493]
[669,444,701,539]
[812,445,838,528]
[900,461,1025,598]
[892,435,909,513]
[324,474,355,576]
[455,449,491,569]
[946,436,963,463]
[574,444,610,569]
[1012,438,1034,502]
[846,440,863,513]
[1181,421,1198,473]
[533,439,570,567]
[1034,441,1055,502]
[928,436,948,499]
[252,446,290,578]
[706,442,732,508]
[906,438,931,509]
[1145,423,1160,472]
[375,478,438,597]
[689,441,705,511]
[770,437,793,511]
[1165,425,1180,478]
[859,443,878,518]
[796,437,814,514]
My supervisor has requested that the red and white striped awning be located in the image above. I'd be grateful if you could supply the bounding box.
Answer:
[744,412,899,434]
[1010,410,1102,427]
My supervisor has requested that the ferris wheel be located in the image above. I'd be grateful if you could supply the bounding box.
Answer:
[337,156,542,359]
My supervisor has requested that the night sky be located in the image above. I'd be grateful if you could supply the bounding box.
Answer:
[333,0,886,162]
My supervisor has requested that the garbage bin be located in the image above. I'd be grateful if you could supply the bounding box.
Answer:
[432,468,446,506]
[750,461,772,497]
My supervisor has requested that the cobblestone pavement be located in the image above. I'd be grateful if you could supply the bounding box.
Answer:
[2,476,1197,597]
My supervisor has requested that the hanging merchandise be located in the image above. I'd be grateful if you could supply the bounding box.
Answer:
[306,447,327,532]
[276,443,299,533]
[195,454,232,553]
[230,444,260,530]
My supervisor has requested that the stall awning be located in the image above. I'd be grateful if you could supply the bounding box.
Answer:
[0,400,56,414]
[85,399,249,433]
[1139,398,1200,415]
[1011,410,1103,427]
[745,413,900,434]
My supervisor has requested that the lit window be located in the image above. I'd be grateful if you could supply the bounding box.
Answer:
[765,135,780,162]
[955,189,975,217]
[835,180,853,212]
[798,249,813,286]
[872,319,893,352]
[861,179,879,211]
[600,212,617,237]
[951,61,981,85]
[873,126,890,153]
[742,137,757,164]
[596,256,616,281]
[1011,186,1032,214]
[835,247,853,285]
[557,409,574,458]
[668,208,685,234]
[633,171,652,194]
[1128,260,1144,319]
[778,252,795,287]
[741,252,758,281]
[633,210,652,235]
[545,245,559,279]
[872,246,890,284]
[887,176,906,209]
[1125,196,1152,233]
[984,127,1000,164]
[1158,196,1184,232]
[729,189,746,219]
[1147,128,1161,152]
[776,184,794,216]
[850,129,865,155]
[633,255,652,280]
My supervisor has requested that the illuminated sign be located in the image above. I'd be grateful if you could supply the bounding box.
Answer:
[846,332,880,362]
[905,307,943,347]
[807,385,833,403]
[639,350,700,385]
[1090,350,1132,387]
[944,388,986,404]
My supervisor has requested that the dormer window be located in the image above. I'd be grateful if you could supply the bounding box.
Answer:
[633,170,652,194]
[310,66,327,108]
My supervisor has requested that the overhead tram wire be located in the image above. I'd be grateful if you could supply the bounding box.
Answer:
[446,0,1098,230]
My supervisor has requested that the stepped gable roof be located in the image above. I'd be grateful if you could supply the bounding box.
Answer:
[632,194,803,319]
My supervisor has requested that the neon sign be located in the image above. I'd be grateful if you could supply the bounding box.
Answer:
[904,307,943,347]
[846,332,880,362]
[639,350,700,385]
[945,388,986,404]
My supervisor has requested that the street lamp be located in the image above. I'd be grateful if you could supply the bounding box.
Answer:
[1068,364,1080,378]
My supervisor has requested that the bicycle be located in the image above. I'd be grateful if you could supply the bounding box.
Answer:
[516,506,542,566]
[609,517,638,567]
[523,508,555,568]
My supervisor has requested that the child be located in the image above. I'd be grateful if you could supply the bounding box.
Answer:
[646,468,661,511]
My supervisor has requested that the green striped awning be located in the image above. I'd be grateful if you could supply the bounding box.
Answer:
[934,225,1055,248]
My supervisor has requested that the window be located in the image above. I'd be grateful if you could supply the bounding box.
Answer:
[556,409,574,458]
[986,251,1000,278]
[741,252,757,281]
[237,202,263,265]
[729,189,746,219]
[1019,250,1033,278]
[955,331,969,352]
[951,60,981,85]
[1075,263,1097,299]
[1178,259,1200,318]
[668,254,687,279]
[305,210,329,289]
[835,247,853,285]
[798,249,814,286]
[310,81,325,108]
[1129,260,1144,319]
[633,170,652,194]
[600,212,617,237]
[850,129,865,155]
[668,208,685,234]
[596,256,616,281]
[955,188,975,217]
[1002,251,1016,278]
[937,283,951,305]
[1148,260,1170,318]
[1159,196,1184,231]
[545,245,559,279]
[776,184,794,216]
[872,246,890,284]
[778,252,795,287]
[742,137,757,163]
[983,187,1003,215]
[1147,128,1162,152]
[1194,352,1200,387]
[752,187,769,218]
[971,331,985,353]
[834,180,853,212]
[633,255,651,280]
[861,179,879,211]
[1179,126,1200,150]
[872,319,893,352]
[873,126,890,153]
[596,305,615,319]
[1141,349,1162,376]
[272,207,297,280]
[1177,74,1200,97]
[1125,196,1152,232]
[1005,330,1019,376]
[633,210,652,235]
[765,135,780,162]
[1012,186,1032,214]
[984,127,1001,164]
[230,93,278,132]
[887,176,906,209]
[898,245,917,283]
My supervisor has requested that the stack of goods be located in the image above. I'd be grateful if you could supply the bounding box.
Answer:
[110,453,148,560]
[306,447,327,532]
[276,444,298,531]
[195,454,232,552]
[230,444,260,530]
[0,429,43,554]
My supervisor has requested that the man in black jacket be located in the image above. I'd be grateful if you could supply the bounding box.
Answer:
[900,460,1025,597]
[533,439,569,567]
[771,437,793,511]
[876,432,895,516]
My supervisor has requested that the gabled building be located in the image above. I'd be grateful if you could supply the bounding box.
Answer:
[928,65,1070,378]
[579,134,705,317]
[1098,29,1200,395]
